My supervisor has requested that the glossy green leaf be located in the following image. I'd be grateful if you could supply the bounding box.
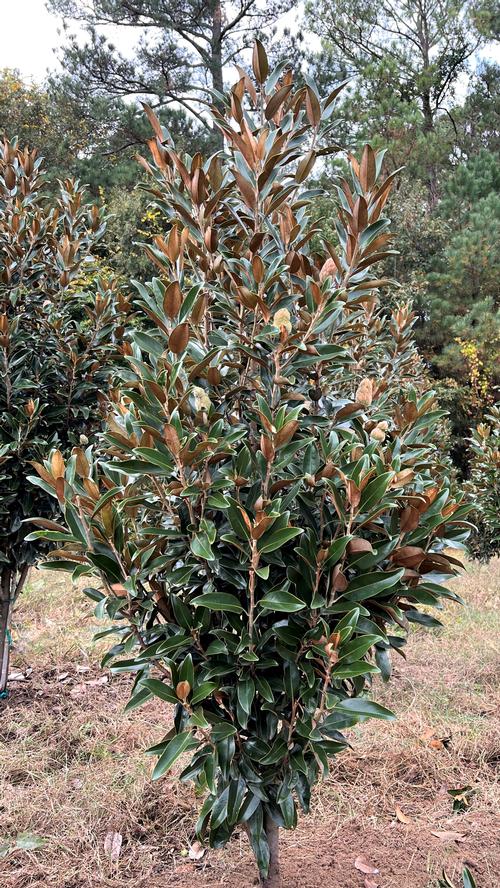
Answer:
[152,731,195,780]
[191,533,215,561]
[257,527,303,554]
[258,590,306,612]
[141,679,178,703]
[191,682,218,704]
[333,697,395,721]
[331,660,380,677]
[191,592,244,613]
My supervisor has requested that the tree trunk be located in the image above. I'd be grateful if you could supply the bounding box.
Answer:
[0,568,13,696]
[262,815,281,888]
[418,0,439,211]
[421,90,439,208]
[210,0,224,95]
[210,0,225,149]
[0,565,29,696]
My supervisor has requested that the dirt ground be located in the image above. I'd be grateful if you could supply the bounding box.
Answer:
[0,559,499,888]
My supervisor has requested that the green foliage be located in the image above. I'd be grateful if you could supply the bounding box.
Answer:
[307,0,485,187]
[0,68,211,198]
[368,165,500,430]
[415,159,500,471]
[0,69,85,183]
[455,63,500,158]
[440,150,500,224]
[423,187,500,382]
[0,139,128,689]
[438,865,477,888]
[34,48,470,881]
[465,405,500,560]
[30,0,499,462]
[104,188,166,282]
[305,0,498,480]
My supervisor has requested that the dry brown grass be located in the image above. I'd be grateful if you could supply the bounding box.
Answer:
[0,560,499,888]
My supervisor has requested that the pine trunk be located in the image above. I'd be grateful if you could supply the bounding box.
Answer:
[210,0,224,149]
[421,90,439,208]
[261,816,281,888]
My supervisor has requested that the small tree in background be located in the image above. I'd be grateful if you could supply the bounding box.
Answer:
[465,406,500,561]
[34,46,470,887]
[0,140,128,693]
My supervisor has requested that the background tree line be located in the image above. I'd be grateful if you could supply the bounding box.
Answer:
[1,0,498,475]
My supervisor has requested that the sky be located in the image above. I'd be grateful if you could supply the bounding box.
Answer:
[1,1,72,80]
[1,0,139,81]
[2,0,499,84]
[0,0,306,85]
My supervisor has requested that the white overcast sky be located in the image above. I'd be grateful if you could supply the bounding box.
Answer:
[1,0,140,80]
[1,0,498,83]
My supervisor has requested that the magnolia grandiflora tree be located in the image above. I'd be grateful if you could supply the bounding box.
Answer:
[466,405,500,561]
[34,44,470,887]
[0,141,129,693]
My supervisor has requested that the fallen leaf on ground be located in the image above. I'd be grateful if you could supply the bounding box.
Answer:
[70,676,108,696]
[395,804,412,824]
[420,727,435,741]
[103,830,122,863]
[354,855,379,874]
[430,830,466,842]
[419,727,451,749]
[188,840,205,861]
[364,879,379,888]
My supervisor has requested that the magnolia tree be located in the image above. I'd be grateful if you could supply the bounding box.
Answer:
[0,140,128,693]
[34,45,470,887]
[465,405,500,561]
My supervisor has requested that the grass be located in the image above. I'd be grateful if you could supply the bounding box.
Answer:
[0,560,498,887]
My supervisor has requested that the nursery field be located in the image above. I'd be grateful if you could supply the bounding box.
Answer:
[0,560,499,888]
